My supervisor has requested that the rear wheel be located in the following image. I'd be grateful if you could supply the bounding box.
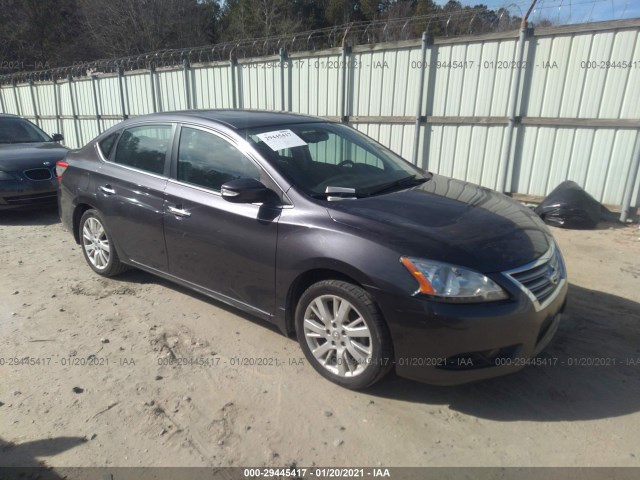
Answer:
[295,280,393,389]
[79,209,128,277]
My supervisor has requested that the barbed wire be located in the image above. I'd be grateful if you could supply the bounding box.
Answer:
[0,0,629,85]
[0,8,514,85]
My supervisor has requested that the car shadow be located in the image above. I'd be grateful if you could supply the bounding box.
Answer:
[106,271,640,422]
[0,206,60,226]
[368,283,640,422]
[111,268,284,335]
[0,435,84,475]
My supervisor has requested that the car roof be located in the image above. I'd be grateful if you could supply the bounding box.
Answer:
[125,110,328,131]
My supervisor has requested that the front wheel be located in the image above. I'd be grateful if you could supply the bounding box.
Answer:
[295,280,393,389]
[79,209,128,277]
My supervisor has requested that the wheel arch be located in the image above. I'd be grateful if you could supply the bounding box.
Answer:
[284,264,379,335]
[72,202,96,244]
[73,203,128,266]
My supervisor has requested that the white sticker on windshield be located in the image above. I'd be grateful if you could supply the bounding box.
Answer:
[256,129,307,151]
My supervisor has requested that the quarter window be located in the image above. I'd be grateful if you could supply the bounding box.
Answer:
[178,127,260,191]
[98,131,120,159]
[113,125,172,175]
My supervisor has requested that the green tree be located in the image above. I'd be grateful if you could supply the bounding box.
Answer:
[202,0,224,44]
[326,0,363,25]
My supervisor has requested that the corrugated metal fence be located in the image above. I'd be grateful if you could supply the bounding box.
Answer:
[1,18,639,209]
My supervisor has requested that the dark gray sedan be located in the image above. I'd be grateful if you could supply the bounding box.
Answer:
[0,114,67,209]
[58,110,567,389]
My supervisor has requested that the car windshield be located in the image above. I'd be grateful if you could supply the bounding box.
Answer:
[0,117,53,144]
[244,122,429,198]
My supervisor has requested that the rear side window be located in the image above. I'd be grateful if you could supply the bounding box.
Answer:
[98,132,119,159]
[177,127,260,191]
[113,125,172,175]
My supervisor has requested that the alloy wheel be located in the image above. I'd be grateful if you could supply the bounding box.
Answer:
[82,216,110,270]
[302,294,373,377]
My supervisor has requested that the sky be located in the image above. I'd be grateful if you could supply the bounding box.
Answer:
[438,0,640,24]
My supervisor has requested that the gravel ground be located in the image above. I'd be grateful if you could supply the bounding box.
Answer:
[1,207,639,468]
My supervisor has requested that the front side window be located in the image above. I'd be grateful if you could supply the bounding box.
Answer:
[113,125,172,175]
[0,117,52,144]
[177,127,260,191]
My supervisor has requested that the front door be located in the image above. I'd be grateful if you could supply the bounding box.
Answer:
[163,125,280,317]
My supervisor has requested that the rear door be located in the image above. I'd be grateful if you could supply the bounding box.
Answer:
[163,124,281,318]
[94,123,175,271]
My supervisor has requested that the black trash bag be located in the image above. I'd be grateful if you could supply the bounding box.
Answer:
[534,181,601,229]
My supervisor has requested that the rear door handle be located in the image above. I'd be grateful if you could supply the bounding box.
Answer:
[98,185,116,195]
[167,206,191,218]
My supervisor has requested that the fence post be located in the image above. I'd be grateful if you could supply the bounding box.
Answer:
[230,54,238,109]
[412,32,430,165]
[149,66,157,113]
[620,135,640,222]
[340,45,351,123]
[67,74,81,147]
[0,85,5,113]
[90,74,102,133]
[497,1,538,193]
[183,58,192,109]
[12,81,21,116]
[52,78,61,137]
[117,67,128,120]
[279,48,287,111]
[497,27,529,193]
[28,79,39,126]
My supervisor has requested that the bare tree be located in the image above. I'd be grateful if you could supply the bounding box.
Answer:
[77,0,213,58]
[0,0,91,71]
[221,0,302,41]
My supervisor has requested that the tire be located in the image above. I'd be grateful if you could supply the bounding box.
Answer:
[79,209,128,277]
[295,280,393,389]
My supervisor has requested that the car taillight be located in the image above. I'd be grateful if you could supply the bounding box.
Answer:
[55,160,68,180]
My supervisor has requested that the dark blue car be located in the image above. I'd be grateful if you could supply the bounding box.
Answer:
[0,114,67,210]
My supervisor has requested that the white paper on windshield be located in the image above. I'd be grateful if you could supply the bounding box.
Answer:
[256,129,307,151]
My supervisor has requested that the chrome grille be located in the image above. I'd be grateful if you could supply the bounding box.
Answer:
[24,168,53,181]
[505,245,565,310]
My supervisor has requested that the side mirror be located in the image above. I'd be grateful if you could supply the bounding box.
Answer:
[52,133,64,142]
[221,178,273,204]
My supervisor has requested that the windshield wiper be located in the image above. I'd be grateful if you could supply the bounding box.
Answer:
[362,175,428,197]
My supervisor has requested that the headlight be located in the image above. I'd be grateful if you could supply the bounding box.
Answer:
[0,171,19,181]
[400,256,508,303]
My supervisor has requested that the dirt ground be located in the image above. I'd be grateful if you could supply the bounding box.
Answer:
[1,207,639,469]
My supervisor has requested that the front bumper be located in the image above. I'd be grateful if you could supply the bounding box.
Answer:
[0,179,58,210]
[373,279,568,385]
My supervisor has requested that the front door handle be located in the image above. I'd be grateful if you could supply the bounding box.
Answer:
[98,185,115,195]
[167,206,191,218]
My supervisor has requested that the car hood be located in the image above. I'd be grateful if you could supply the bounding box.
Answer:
[0,142,68,170]
[326,174,552,273]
